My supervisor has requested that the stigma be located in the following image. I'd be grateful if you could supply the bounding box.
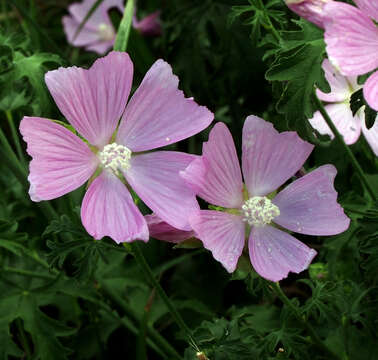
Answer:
[241,196,280,227]
[99,143,132,176]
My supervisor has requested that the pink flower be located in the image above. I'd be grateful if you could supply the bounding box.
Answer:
[309,59,378,155]
[19,52,213,244]
[181,116,350,281]
[133,11,162,37]
[285,0,332,28]
[63,0,124,54]
[323,0,378,110]
[146,214,195,243]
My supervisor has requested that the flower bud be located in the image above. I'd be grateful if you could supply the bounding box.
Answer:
[285,0,333,28]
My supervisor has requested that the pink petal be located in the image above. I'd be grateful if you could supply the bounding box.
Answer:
[309,103,362,145]
[145,214,195,243]
[133,11,162,36]
[68,0,124,29]
[45,51,133,148]
[180,157,207,194]
[316,59,357,103]
[324,2,378,76]
[125,151,199,231]
[116,59,214,151]
[62,16,99,47]
[354,0,378,22]
[242,115,314,197]
[19,117,98,201]
[285,0,332,28]
[363,71,378,112]
[361,114,378,156]
[273,165,350,235]
[85,40,115,55]
[190,210,245,273]
[249,225,317,282]
[181,123,244,208]
[81,171,149,243]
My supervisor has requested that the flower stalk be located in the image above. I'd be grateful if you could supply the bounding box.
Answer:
[312,90,377,202]
[131,242,203,355]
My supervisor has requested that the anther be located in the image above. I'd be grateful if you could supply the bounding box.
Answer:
[241,196,280,227]
[99,143,132,175]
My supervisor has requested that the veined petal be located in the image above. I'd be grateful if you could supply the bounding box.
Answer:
[125,151,199,231]
[324,2,378,76]
[145,214,195,243]
[181,123,244,208]
[354,0,378,22]
[309,103,362,145]
[242,115,313,197]
[273,165,350,235]
[116,59,213,151]
[19,117,98,201]
[190,210,245,273]
[81,171,149,243]
[316,59,356,102]
[85,40,114,55]
[364,71,378,112]
[361,114,378,156]
[249,225,317,282]
[45,51,133,148]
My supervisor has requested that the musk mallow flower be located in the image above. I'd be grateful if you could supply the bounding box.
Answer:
[63,0,124,54]
[19,51,213,243]
[285,0,332,28]
[323,0,378,111]
[309,59,378,156]
[181,116,350,282]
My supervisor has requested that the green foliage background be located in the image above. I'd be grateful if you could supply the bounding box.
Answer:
[0,0,377,359]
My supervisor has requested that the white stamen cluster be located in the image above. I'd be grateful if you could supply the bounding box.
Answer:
[97,23,115,41]
[241,196,280,227]
[99,143,132,175]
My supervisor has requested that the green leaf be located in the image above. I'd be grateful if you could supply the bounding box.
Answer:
[20,295,75,360]
[113,0,134,52]
[265,20,328,140]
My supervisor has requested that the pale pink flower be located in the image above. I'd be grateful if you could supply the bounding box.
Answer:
[19,52,213,244]
[309,59,378,155]
[63,0,124,54]
[285,0,333,28]
[181,116,350,282]
[133,11,162,37]
[323,0,378,110]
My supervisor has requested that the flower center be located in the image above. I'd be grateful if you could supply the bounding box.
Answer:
[97,23,115,41]
[99,143,132,175]
[241,196,280,227]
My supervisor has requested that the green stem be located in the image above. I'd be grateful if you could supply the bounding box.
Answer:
[313,92,377,202]
[257,0,281,43]
[131,242,202,354]
[16,318,32,359]
[271,282,342,360]
[101,280,182,360]
[5,111,25,164]
[0,127,27,177]
[2,266,55,280]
